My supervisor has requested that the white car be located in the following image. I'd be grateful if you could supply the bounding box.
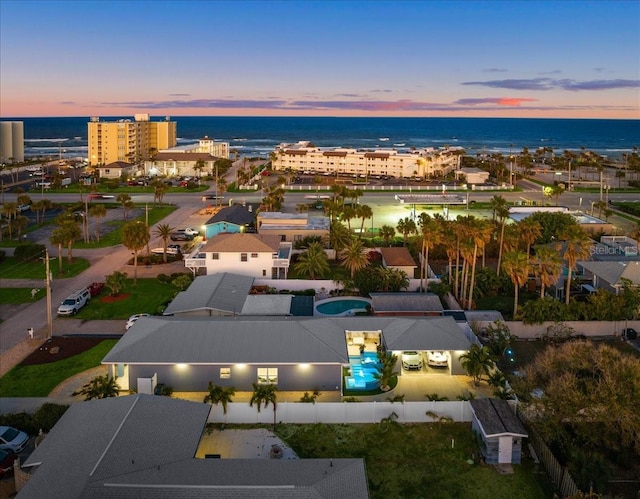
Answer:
[401,351,423,370]
[0,426,29,453]
[150,246,181,255]
[125,313,150,331]
[426,351,448,368]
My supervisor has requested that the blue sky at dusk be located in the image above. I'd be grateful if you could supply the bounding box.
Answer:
[1,0,638,118]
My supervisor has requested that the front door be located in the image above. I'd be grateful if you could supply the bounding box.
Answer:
[498,436,512,464]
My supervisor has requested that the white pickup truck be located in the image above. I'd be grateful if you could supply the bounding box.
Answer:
[177,227,200,236]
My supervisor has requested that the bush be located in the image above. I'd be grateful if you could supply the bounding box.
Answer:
[14,243,46,262]
[32,403,69,432]
[0,249,6,263]
[157,273,171,284]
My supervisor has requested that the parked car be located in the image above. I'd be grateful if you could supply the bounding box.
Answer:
[204,194,224,200]
[0,448,18,478]
[125,313,151,331]
[426,351,448,368]
[622,328,638,340]
[56,288,91,316]
[401,351,423,370]
[151,246,181,255]
[0,426,29,454]
[178,227,200,236]
[88,282,105,297]
[170,232,194,241]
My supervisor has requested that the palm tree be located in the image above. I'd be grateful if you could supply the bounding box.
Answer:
[396,217,416,244]
[379,225,396,246]
[154,223,176,263]
[116,193,132,220]
[356,204,373,238]
[1,202,17,239]
[122,221,150,284]
[502,250,529,317]
[340,238,369,278]
[89,203,107,242]
[203,382,236,415]
[417,213,442,292]
[374,352,398,391]
[327,221,351,262]
[494,199,511,276]
[459,344,493,385]
[249,382,279,430]
[467,218,492,309]
[517,217,542,259]
[49,228,65,274]
[72,374,119,400]
[105,271,128,296]
[153,181,169,204]
[293,241,330,279]
[531,245,563,298]
[558,225,591,304]
[489,194,507,223]
[341,205,357,232]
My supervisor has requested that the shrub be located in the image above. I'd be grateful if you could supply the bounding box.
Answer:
[14,243,46,262]
[32,403,69,432]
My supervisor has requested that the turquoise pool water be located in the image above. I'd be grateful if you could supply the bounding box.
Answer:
[316,299,371,315]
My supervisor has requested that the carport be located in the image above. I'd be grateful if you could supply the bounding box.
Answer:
[383,316,472,376]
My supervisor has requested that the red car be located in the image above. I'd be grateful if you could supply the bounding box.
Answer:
[0,448,17,478]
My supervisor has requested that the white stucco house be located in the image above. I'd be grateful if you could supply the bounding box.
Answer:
[184,232,292,279]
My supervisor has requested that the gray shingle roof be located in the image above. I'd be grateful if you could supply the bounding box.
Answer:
[19,396,369,499]
[163,273,254,315]
[370,293,443,313]
[102,317,470,366]
[470,398,528,438]
[205,204,257,226]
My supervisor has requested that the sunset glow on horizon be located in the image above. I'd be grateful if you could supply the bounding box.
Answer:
[1,1,638,119]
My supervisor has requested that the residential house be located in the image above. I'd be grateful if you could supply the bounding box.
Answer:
[101,316,473,393]
[370,292,443,316]
[95,161,136,180]
[257,212,330,244]
[379,247,417,278]
[145,152,218,178]
[577,260,640,295]
[162,272,299,317]
[184,232,291,279]
[202,204,257,239]
[469,398,528,465]
[18,395,369,498]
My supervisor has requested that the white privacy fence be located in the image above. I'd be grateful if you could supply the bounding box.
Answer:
[207,400,472,424]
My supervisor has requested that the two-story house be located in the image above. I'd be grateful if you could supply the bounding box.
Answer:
[185,232,292,279]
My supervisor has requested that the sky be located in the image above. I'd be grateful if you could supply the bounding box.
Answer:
[1,0,639,119]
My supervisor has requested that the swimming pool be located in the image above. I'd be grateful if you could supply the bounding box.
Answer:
[315,297,372,316]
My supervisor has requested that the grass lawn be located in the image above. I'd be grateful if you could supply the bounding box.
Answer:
[74,204,177,249]
[0,287,47,304]
[0,340,117,397]
[0,256,90,279]
[70,277,182,319]
[274,423,552,499]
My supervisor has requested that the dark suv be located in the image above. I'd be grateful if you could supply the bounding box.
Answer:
[622,328,638,340]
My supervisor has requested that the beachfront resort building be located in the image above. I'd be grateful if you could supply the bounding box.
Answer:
[0,121,24,163]
[143,136,230,178]
[270,141,463,179]
[87,114,177,166]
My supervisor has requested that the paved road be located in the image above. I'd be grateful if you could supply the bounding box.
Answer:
[0,206,209,356]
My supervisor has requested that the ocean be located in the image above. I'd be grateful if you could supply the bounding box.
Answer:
[2,116,638,161]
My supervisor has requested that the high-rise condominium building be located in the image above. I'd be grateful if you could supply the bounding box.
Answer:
[87,114,176,166]
[0,121,25,163]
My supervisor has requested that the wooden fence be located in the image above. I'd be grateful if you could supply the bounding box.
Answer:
[519,412,580,497]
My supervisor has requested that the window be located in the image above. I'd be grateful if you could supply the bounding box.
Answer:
[240,253,248,262]
[251,253,258,258]
[262,269,267,277]
[212,253,219,260]
[257,367,278,384]
[220,367,231,379]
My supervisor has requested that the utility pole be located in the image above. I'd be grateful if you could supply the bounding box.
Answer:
[45,249,53,340]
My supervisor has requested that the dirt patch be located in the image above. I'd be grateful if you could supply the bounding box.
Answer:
[20,337,106,366]
[100,293,130,304]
